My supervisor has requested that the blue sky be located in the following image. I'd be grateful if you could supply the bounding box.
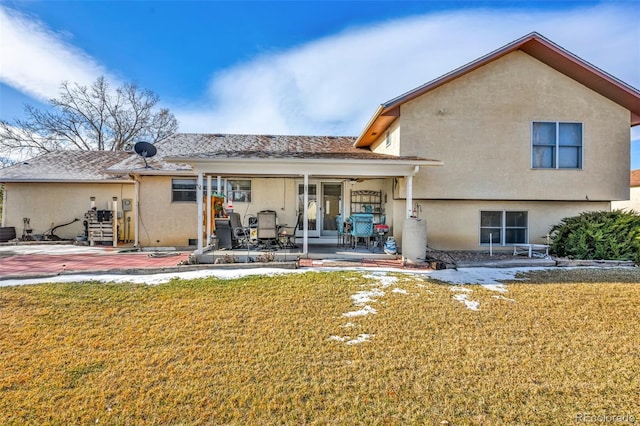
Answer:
[1,0,639,167]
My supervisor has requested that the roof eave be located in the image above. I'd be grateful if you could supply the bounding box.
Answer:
[0,178,133,184]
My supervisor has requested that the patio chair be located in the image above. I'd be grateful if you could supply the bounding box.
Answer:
[278,213,300,249]
[257,210,279,250]
[350,213,374,250]
[229,212,251,249]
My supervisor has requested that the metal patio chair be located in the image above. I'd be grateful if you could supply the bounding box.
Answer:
[257,210,279,250]
[349,213,374,250]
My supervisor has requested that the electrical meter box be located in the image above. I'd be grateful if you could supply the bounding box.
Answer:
[122,199,133,211]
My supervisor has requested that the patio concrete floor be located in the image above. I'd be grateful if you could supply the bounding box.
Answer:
[0,242,412,280]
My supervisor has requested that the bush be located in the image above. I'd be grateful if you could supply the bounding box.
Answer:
[549,210,640,263]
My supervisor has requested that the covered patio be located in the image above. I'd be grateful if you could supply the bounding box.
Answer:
[162,153,443,258]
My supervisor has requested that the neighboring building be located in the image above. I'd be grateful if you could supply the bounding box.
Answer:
[1,32,639,253]
[612,170,640,213]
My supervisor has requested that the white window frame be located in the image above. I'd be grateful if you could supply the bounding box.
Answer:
[171,178,252,203]
[479,210,528,246]
[531,121,583,169]
[385,131,391,148]
[171,178,199,202]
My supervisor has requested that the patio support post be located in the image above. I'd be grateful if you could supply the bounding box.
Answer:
[196,172,204,254]
[303,173,309,255]
[406,166,419,218]
[134,177,140,248]
[206,175,212,247]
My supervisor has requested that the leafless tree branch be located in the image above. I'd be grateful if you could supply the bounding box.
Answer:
[0,76,178,158]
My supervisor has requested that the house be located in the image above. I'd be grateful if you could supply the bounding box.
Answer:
[612,170,640,212]
[1,32,639,255]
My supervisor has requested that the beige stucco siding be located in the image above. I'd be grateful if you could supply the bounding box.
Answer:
[391,199,610,251]
[370,119,401,156]
[612,186,640,212]
[395,51,630,201]
[137,176,394,247]
[2,182,134,240]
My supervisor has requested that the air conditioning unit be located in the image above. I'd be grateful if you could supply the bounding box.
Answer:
[122,199,133,211]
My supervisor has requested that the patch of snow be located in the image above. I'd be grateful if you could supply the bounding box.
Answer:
[481,284,508,293]
[362,272,398,288]
[351,288,385,305]
[453,294,480,311]
[341,322,356,328]
[429,267,548,286]
[392,288,408,294]
[343,305,377,317]
[346,334,373,345]
[328,334,374,345]
[0,268,311,287]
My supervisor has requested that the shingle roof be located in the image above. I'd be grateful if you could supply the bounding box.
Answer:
[631,169,640,187]
[0,151,132,182]
[106,133,436,173]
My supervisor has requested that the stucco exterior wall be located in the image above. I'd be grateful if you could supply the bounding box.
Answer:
[135,176,395,247]
[396,51,630,201]
[370,119,401,156]
[612,186,640,213]
[390,199,610,251]
[2,182,134,240]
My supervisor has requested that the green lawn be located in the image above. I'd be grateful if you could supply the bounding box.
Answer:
[1,268,639,425]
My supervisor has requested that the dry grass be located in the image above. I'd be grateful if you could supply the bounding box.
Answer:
[0,268,639,425]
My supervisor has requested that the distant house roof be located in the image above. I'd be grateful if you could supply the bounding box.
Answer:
[631,169,640,187]
[106,133,440,175]
[0,151,132,183]
[355,32,640,147]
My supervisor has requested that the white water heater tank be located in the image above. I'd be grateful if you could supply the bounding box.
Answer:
[402,218,427,263]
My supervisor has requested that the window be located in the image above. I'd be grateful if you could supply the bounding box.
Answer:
[228,180,252,202]
[385,131,391,148]
[171,178,252,202]
[532,122,582,169]
[172,179,198,202]
[480,211,528,245]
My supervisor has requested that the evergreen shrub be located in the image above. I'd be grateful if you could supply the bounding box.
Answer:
[549,210,640,264]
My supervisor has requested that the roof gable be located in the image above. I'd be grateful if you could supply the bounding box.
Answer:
[355,32,640,147]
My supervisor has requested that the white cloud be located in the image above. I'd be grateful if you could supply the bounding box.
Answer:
[0,3,638,140]
[0,6,117,101]
[174,4,640,136]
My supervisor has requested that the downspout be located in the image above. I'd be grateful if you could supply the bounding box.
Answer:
[406,165,419,218]
[1,185,6,227]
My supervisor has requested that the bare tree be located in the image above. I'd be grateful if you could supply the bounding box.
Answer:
[0,76,178,157]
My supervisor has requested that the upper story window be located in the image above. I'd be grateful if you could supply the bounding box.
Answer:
[532,122,582,169]
[385,131,391,148]
[171,178,252,202]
